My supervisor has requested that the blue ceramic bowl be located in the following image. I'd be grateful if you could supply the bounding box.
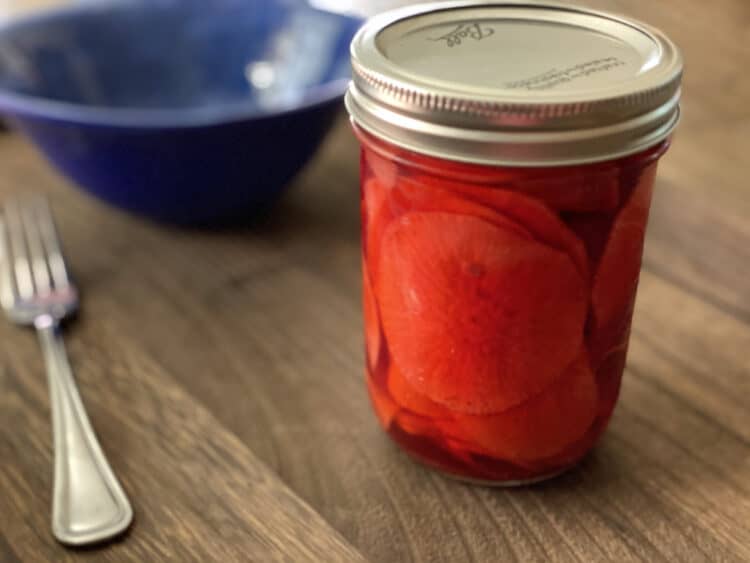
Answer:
[0,0,361,224]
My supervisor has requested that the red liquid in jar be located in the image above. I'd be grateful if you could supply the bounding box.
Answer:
[358,126,664,483]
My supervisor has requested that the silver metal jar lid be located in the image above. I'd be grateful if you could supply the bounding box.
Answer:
[346,1,683,166]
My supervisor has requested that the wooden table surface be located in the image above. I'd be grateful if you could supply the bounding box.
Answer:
[1,0,749,561]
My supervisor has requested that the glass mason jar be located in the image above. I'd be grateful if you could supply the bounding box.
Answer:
[346,2,683,484]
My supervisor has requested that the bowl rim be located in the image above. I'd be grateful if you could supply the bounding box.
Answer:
[0,0,361,129]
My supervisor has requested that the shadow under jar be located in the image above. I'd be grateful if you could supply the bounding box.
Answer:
[347,1,683,485]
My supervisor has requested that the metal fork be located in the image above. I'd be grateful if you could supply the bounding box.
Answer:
[0,196,132,546]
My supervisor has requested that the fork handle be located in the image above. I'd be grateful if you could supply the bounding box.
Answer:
[35,315,133,545]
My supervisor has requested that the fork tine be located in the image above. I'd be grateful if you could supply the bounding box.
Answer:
[33,197,70,290]
[0,215,19,309]
[20,198,52,295]
[4,199,35,300]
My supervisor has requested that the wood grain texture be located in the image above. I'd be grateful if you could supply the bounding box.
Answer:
[0,308,366,562]
[0,0,748,561]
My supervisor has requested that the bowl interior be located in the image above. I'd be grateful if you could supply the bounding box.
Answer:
[0,0,359,115]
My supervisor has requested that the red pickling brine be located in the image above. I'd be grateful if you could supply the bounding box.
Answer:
[347,1,682,484]
[357,127,664,483]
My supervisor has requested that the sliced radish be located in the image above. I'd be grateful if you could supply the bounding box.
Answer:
[387,362,452,419]
[366,375,398,431]
[591,167,654,330]
[406,176,590,280]
[362,255,382,374]
[378,211,588,414]
[454,351,598,463]
[564,213,615,275]
[363,177,398,281]
[596,345,628,419]
[517,169,620,213]
[364,147,399,189]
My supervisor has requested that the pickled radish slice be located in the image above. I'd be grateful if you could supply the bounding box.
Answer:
[619,160,658,203]
[362,256,382,374]
[518,170,620,212]
[587,298,634,369]
[387,363,452,419]
[455,352,598,462]
[394,179,533,241]
[398,142,620,213]
[407,176,590,280]
[592,172,654,329]
[396,411,444,439]
[564,213,614,272]
[366,376,398,431]
[537,415,604,470]
[363,177,388,239]
[596,346,627,419]
[363,178,397,280]
[364,147,399,189]
[378,211,588,414]
[592,220,646,328]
